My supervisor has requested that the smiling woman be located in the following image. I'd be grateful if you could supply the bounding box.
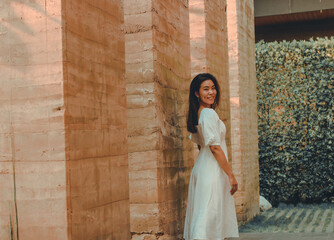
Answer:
[187,73,220,133]
[184,73,239,240]
[195,79,217,107]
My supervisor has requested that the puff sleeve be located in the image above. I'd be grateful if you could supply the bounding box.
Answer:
[199,108,221,146]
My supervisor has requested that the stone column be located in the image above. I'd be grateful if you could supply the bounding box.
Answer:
[227,0,260,222]
[0,1,67,239]
[62,0,130,239]
[125,0,192,239]
[0,0,130,239]
[189,0,231,164]
[189,0,261,226]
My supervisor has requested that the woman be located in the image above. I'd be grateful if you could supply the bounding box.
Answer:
[183,73,239,240]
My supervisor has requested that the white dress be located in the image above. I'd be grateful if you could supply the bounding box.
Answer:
[183,108,239,240]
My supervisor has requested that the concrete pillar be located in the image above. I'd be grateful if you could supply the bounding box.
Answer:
[190,0,229,81]
[124,0,192,239]
[62,0,130,239]
[189,0,231,158]
[227,0,260,222]
[0,1,66,239]
[189,0,259,225]
[0,0,130,239]
[190,0,207,75]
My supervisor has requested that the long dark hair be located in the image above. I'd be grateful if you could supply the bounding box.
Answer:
[187,73,220,133]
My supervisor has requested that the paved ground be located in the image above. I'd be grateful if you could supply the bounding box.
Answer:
[227,203,334,240]
[236,232,334,240]
[239,203,334,233]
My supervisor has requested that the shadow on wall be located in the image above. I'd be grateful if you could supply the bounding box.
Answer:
[1,1,62,239]
[157,86,189,238]
[0,0,61,70]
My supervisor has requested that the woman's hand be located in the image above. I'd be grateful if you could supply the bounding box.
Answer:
[228,174,238,195]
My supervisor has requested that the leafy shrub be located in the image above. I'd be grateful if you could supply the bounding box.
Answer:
[256,37,334,206]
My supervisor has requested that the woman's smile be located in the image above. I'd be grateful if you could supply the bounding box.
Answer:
[196,79,217,107]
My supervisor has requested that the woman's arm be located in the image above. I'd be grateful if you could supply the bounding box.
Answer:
[209,145,238,195]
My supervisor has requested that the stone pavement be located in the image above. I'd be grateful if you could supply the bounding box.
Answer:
[239,203,334,233]
[228,203,334,240]
[236,232,334,240]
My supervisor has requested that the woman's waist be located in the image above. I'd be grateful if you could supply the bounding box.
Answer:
[195,149,218,164]
[198,144,229,161]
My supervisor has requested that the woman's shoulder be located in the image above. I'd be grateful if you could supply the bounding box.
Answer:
[199,108,219,122]
[201,107,218,116]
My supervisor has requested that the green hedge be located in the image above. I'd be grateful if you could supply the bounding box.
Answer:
[256,37,334,206]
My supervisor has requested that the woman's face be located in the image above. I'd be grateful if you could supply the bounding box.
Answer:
[195,80,217,107]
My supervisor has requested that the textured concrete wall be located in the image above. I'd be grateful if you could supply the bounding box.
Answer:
[189,0,229,80]
[204,0,232,171]
[205,0,229,86]
[189,0,231,159]
[0,0,260,238]
[153,0,192,238]
[227,0,260,222]
[125,0,192,239]
[0,1,67,239]
[190,0,259,221]
[62,0,130,239]
[124,0,159,234]
[1,0,130,239]
[189,0,206,75]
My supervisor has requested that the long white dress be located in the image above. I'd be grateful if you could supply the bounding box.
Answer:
[183,108,239,240]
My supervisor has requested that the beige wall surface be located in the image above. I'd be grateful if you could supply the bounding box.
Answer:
[125,0,193,239]
[189,0,229,82]
[0,1,67,239]
[124,0,159,234]
[62,0,130,239]
[152,0,192,238]
[189,0,260,226]
[227,0,260,222]
[204,0,233,180]
[190,0,229,163]
[1,0,130,239]
[0,0,261,238]
[190,0,244,220]
[254,0,334,17]
[189,0,206,76]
